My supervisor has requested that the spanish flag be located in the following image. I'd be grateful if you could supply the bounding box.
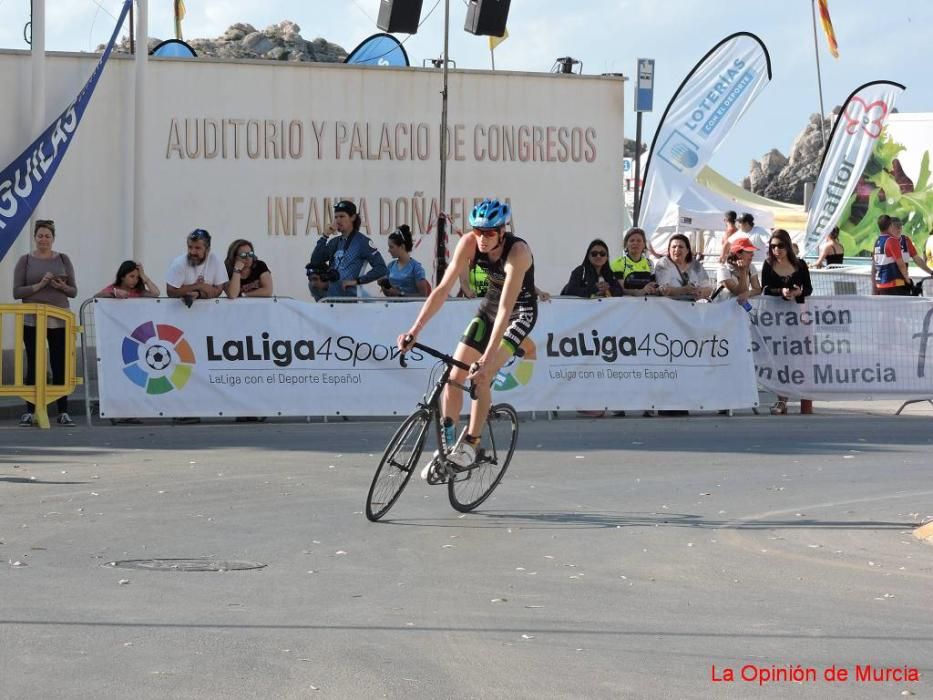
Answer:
[489,28,508,52]
[174,0,186,40]
[817,0,839,58]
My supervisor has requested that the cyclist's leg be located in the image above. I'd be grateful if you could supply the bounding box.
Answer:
[443,341,480,425]
[463,309,536,459]
[445,315,490,426]
[466,340,513,438]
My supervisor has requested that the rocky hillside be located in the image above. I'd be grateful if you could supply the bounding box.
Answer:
[743,109,838,204]
[105,20,348,63]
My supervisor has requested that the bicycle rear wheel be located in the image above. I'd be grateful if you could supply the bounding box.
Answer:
[366,409,431,522]
[448,403,518,512]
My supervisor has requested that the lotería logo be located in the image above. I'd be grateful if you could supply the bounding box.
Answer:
[121,321,195,394]
[494,338,536,392]
[657,130,700,173]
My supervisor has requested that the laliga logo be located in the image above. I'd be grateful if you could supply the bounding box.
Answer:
[494,338,536,392]
[121,321,196,395]
[843,97,888,139]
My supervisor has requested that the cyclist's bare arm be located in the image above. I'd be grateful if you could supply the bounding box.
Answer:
[398,234,477,350]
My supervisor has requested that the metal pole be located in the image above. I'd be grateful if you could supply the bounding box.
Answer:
[436,0,450,285]
[24,0,45,258]
[129,1,135,54]
[633,112,643,225]
[810,0,827,151]
[133,0,148,261]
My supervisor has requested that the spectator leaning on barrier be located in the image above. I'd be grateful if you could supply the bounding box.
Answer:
[713,234,762,307]
[814,226,844,268]
[561,239,623,299]
[307,200,388,299]
[95,260,159,298]
[12,219,78,427]
[379,225,431,298]
[736,212,769,265]
[762,229,812,305]
[165,229,227,306]
[612,227,659,296]
[224,239,273,298]
[655,234,713,302]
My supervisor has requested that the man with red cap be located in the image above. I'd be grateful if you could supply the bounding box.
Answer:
[713,234,762,307]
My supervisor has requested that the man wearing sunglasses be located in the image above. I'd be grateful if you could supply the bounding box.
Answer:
[398,198,536,474]
[165,229,227,305]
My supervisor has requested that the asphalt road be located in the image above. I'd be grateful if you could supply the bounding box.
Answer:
[1,410,931,699]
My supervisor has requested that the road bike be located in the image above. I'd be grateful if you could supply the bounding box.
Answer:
[365,341,518,522]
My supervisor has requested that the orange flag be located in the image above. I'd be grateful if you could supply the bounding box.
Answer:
[817,0,839,58]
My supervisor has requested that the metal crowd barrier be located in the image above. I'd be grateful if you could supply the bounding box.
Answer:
[0,303,83,429]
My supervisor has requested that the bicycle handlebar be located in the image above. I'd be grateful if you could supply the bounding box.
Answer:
[399,339,472,372]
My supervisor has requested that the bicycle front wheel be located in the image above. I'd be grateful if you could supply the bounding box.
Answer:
[366,409,431,522]
[448,403,518,513]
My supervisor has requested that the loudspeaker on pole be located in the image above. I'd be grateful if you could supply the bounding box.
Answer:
[464,0,511,37]
[376,0,425,35]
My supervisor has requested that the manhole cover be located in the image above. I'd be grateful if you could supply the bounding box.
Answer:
[107,558,266,572]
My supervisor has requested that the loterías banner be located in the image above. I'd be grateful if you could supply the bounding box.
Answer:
[803,80,906,256]
[637,32,772,242]
[0,0,131,262]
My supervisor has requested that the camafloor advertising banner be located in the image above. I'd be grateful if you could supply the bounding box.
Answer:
[751,296,933,400]
[803,80,906,256]
[0,0,131,262]
[637,33,772,239]
[93,298,757,417]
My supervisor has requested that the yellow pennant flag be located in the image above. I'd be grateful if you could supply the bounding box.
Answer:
[489,28,509,52]
[175,0,186,40]
[817,0,839,58]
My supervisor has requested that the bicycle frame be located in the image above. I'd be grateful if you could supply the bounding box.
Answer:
[403,342,475,461]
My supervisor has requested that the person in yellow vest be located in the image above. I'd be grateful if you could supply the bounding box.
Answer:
[611,227,659,296]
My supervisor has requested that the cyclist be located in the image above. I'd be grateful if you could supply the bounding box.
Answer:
[397,199,536,476]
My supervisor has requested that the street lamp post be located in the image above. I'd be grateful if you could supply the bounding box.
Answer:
[436,0,450,285]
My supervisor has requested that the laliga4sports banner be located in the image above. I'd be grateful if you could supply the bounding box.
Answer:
[803,79,906,256]
[0,0,131,262]
[92,298,757,418]
[637,32,772,239]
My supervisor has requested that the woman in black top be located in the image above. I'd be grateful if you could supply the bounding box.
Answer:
[814,226,845,267]
[761,229,812,415]
[761,229,812,304]
[561,239,623,299]
[224,239,273,298]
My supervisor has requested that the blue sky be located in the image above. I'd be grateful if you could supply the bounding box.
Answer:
[0,1,929,182]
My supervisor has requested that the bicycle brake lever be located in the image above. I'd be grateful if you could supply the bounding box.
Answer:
[399,352,408,368]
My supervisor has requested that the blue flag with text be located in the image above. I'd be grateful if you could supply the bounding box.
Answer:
[0,0,131,261]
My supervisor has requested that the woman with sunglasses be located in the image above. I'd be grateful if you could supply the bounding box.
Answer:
[11,219,78,427]
[655,234,713,301]
[761,230,812,304]
[561,239,623,299]
[224,239,273,298]
[398,198,536,474]
[761,229,812,415]
[95,261,160,299]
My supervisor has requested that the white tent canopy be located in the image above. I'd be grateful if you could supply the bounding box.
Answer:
[647,178,775,257]
[656,181,774,232]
